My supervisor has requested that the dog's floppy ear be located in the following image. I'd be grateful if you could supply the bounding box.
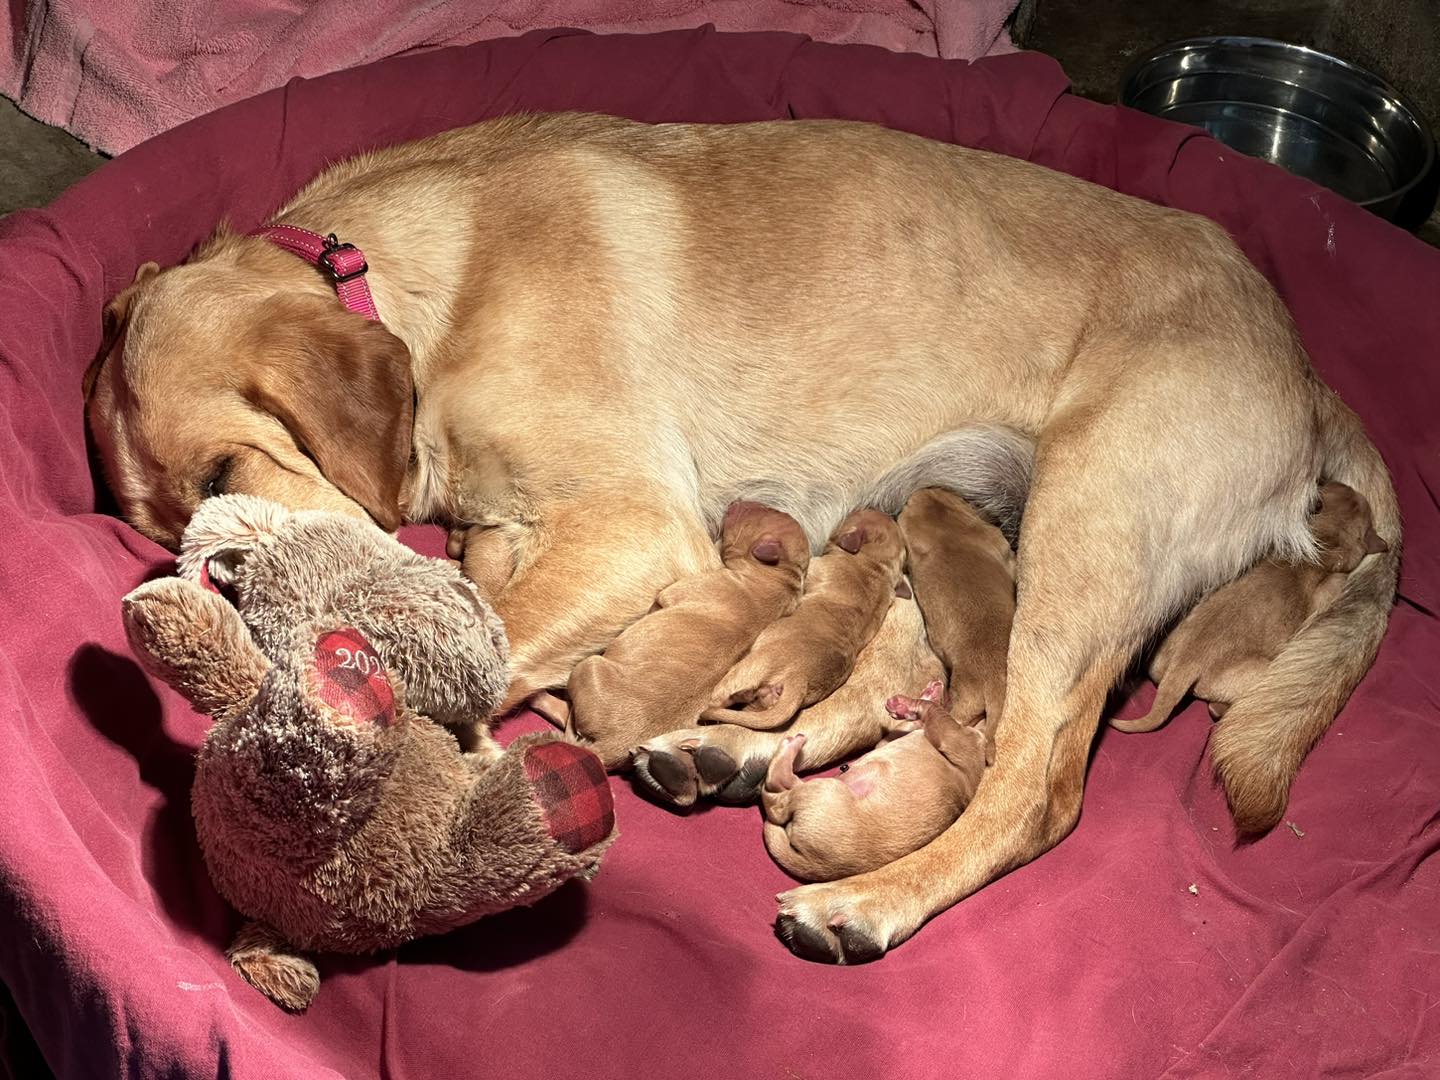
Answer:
[249,295,414,532]
[84,261,161,402]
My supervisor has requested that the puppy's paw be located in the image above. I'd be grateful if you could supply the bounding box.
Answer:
[774,878,919,965]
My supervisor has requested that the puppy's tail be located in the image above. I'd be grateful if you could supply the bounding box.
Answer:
[701,680,806,730]
[1210,389,1400,834]
[1110,667,1195,734]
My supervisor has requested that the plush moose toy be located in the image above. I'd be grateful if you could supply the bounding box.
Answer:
[121,495,616,1011]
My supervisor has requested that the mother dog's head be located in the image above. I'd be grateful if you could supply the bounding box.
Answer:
[85,235,414,548]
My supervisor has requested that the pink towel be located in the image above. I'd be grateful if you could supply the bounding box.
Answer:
[0,0,1017,155]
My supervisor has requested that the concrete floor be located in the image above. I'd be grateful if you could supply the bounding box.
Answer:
[0,97,104,214]
[1024,0,1333,103]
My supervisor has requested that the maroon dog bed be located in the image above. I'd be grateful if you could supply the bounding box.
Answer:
[2,27,1437,1080]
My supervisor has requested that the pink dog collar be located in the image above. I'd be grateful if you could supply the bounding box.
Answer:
[250,224,381,321]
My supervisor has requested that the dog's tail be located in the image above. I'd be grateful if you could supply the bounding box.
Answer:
[1210,388,1400,834]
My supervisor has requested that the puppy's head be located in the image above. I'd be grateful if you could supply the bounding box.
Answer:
[1311,481,1388,573]
[85,234,414,549]
[898,487,1008,562]
[829,509,905,573]
[719,502,810,573]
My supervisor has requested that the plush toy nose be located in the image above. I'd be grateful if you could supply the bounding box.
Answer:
[522,741,615,854]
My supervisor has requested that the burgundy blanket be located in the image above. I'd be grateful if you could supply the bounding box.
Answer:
[1,27,1437,1080]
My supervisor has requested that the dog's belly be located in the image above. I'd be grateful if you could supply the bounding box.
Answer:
[692,422,1034,547]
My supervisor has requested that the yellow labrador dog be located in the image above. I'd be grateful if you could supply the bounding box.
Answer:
[86,112,1399,965]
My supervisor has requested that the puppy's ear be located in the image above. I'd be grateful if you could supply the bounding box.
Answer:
[84,261,161,402]
[836,527,865,554]
[250,295,415,532]
[1363,526,1389,556]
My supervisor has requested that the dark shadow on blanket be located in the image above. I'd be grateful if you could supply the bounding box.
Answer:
[70,644,234,945]
[316,877,592,990]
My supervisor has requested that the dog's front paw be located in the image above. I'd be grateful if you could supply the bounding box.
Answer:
[775,878,921,965]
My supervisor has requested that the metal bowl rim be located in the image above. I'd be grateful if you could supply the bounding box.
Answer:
[1118,35,1436,208]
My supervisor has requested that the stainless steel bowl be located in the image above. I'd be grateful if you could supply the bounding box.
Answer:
[1121,36,1436,227]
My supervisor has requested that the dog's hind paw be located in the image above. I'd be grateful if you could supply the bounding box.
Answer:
[630,729,772,808]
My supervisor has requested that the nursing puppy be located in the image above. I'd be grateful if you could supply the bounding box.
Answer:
[761,682,989,881]
[630,577,943,806]
[702,510,905,730]
[898,488,1015,738]
[566,502,808,768]
[1113,482,1388,734]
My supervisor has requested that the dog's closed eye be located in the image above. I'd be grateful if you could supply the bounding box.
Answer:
[201,456,233,500]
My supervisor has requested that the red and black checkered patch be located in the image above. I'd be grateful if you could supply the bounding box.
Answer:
[523,741,614,854]
[313,628,395,727]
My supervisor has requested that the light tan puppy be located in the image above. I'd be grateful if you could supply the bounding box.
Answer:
[1113,482,1388,734]
[631,577,943,806]
[566,502,809,768]
[89,112,1399,962]
[898,488,1015,740]
[762,682,990,881]
[703,509,906,730]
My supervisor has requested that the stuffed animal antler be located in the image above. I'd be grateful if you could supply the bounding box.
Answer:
[122,496,616,1010]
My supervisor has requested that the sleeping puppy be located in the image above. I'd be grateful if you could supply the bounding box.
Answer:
[701,509,905,730]
[761,681,990,882]
[898,488,1015,739]
[1112,481,1388,734]
[565,502,809,769]
[629,575,943,807]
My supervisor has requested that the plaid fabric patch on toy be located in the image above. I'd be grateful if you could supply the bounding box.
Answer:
[523,741,614,854]
[313,628,395,726]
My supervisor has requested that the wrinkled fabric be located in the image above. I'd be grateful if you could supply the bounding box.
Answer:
[0,28,1437,1080]
[0,0,1016,154]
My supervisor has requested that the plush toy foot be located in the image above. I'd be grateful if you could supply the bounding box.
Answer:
[227,921,320,1012]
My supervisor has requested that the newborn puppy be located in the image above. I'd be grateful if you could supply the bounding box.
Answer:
[760,681,990,882]
[1113,481,1388,733]
[630,576,943,807]
[702,509,905,730]
[566,502,810,768]
[898,488,1016,737]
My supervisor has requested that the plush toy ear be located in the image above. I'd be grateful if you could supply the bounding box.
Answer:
[309,627,398,729]
[177,494,293,586]
[123,577,270,715]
